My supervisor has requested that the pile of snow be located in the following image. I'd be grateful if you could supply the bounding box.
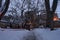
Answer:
[0,28,60,40]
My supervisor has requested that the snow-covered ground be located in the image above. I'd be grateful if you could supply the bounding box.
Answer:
[33,28,60,40]
[0,28,60,40]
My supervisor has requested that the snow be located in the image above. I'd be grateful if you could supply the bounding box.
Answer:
[0,28,60,40]
[0,29,29,40]
[33,28,60,40]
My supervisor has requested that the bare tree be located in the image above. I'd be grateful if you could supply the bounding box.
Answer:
[45,0,58,30]
[0,0,10,20]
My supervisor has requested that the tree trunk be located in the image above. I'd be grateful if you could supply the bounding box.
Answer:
[0,0,10,20]
[50,0,58,30]
[0,0,2,7]
[45,0,50,28]
[45,0,58,29]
